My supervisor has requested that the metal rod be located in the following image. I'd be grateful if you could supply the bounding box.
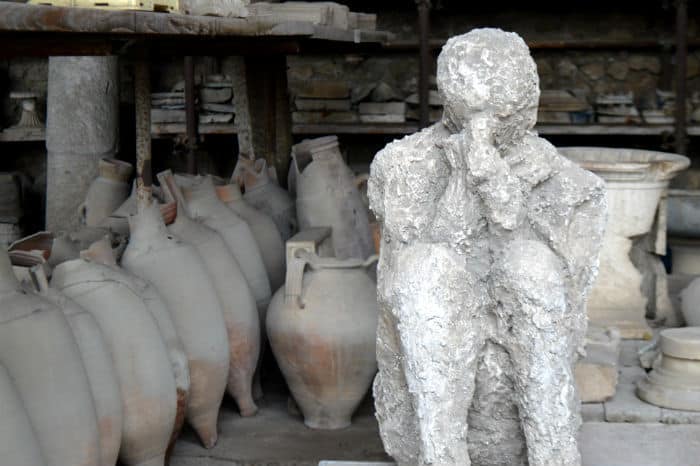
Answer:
[134,58,152,203]
[417,0,430,129]
[674,0,688,155]
[184,55,198,174]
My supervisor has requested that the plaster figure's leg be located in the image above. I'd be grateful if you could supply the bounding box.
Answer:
[492,240,582,466]
[388,243,486,466]
[374,306,420,466]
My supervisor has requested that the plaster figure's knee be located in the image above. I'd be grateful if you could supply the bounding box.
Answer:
[492,239,567,333]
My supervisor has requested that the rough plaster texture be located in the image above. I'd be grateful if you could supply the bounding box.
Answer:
[368,29,607,466]
[46,56,119,233]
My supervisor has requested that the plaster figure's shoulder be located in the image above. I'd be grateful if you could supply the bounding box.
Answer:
[368,124,450,243]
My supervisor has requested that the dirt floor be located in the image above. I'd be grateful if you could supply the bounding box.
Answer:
[170,389,391,466]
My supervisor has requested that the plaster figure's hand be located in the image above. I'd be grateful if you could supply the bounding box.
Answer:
[438,130,471,171]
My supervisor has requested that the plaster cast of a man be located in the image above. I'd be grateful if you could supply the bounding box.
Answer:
[369,29,607,466]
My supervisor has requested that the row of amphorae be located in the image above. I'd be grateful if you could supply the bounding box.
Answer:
[0,135,379,466]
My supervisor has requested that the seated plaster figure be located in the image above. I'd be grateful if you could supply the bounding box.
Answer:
[369,28,607,466]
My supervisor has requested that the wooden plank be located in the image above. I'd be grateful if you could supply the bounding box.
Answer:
[151,122,236,136]
[0,3,390,42]
[536,124,674,135]
[292,123,419,135]
[0,127,46,142]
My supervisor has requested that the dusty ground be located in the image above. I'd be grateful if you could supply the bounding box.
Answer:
[170,389,391,466]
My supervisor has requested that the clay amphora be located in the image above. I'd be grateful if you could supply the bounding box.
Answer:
[266,228,379,429]
[121,201,229,448]
[25,266,123,466]
[52,254,177,466]
[216,182,286,291]
[0,247,100,466]
[0,363,47,466]
[82,158,133,227]
[80,238,191,453]
[291,136,374,260]
[159,171,260,416]
[181,175,271,313]
[236,157,297,241]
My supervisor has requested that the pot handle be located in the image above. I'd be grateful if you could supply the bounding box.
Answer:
[285,251,311,309]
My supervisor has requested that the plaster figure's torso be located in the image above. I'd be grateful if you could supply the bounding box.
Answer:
[370,122,606,342]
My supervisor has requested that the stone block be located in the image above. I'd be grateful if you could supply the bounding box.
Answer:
[581,403,605,422]
[575,327,621,402]
[296,81,350,99]
[661,407,700,424]
[359,114,406,124]
[580,422,700,466]
[619,340,646,367]
[292,111,359,124]
[359,102,407,115]
[295,98,352,111]
[604,377,662,423]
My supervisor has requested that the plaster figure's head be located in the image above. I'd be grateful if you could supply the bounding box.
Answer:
[437,28,540,136]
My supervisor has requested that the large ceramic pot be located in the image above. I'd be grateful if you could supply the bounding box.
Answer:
[216,182,286,291]
[52,253,177,466]
[30,266,123,466]
[181,175,271,313]
[290,136,374,260]
[121,201,229,448]
[0,363,47,466]
[160,172,260,416]
[267,228,379,429]
[0,247,100,466]
[236,157,297,241]
[82,158,133,227]
[560,147,689,339]
[80,237,190,453]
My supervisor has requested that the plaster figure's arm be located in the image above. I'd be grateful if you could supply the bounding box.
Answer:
[440,117,525,230]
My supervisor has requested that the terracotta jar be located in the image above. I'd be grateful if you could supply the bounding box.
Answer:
[81,238,191,452]
[216,182,286,291]
[181,175,271,314]
[561,147,689,339]
[82,158,133,227]
[29,266,123,466]
[121,201,229,448]
[237,157,297,241]
[291,136,374,260]
[0,363,47,466]
[160,171,260,416]
[266,228,379,429]
[0,247,100,466]
[52,253,177,466]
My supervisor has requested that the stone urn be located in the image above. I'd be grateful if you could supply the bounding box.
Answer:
[560,147,689,339]
[82,158,133,227]
[235,157,297,241]
[121,200,230,449]
[267,228,379,429]
[0,247,101,466]
[0,362,47,466]
[52,250,177,466]
[290,136,374,260]
[160,171,261,416]
[216,181,286,291]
